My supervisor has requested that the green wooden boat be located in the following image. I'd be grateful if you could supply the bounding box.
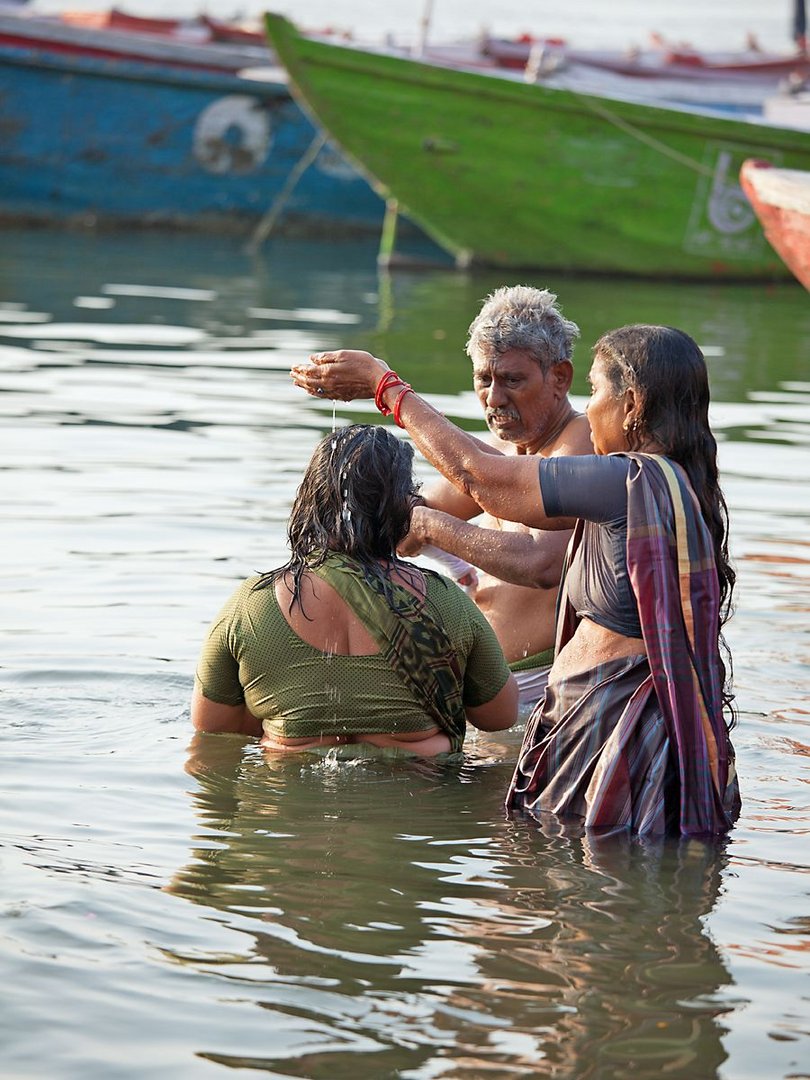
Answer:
[265,12,810,280]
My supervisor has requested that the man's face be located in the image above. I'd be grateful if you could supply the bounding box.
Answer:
[472,348,557,447]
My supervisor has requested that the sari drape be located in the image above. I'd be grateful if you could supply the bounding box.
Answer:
[508,454,740,836]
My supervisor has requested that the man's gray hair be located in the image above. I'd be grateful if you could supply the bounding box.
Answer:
[466,285,580,373]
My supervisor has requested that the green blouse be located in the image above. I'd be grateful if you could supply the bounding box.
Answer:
[195,571,511,741]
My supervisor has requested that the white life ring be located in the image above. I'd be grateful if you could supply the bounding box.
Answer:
[193,95,272,175]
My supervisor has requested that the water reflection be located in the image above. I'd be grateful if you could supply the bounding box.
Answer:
[2,229,810,412]
[370,271,810,407]
[167,734,735,1078]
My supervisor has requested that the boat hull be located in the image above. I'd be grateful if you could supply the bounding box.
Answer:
[740,159,810,289]
[266,14,810,279]
[0,11,266,72]
[0,44,385,232]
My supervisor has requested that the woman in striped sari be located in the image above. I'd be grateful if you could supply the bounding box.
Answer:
[292,324,740,836]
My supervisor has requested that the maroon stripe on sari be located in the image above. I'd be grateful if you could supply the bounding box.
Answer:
[509,655,675,833]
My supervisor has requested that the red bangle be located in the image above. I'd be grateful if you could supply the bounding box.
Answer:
[393,385,414,428]
[374,370,403,415]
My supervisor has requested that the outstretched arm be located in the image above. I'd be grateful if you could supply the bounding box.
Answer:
[421,436,510,520]
[292,351,567,530]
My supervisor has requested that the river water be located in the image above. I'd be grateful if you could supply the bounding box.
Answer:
[0,226,808,1078]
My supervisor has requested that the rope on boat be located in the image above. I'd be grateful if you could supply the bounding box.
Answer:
[572,93,715,178]
[247,129,328,253]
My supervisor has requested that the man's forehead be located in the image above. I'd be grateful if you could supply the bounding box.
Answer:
[472,348,541,373]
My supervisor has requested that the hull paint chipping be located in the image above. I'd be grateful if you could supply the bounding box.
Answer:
[0,44,385,232]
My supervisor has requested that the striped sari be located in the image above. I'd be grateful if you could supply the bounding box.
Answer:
[507,454,740,837]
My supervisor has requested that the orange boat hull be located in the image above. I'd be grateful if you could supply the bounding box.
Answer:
[741,158,810,290]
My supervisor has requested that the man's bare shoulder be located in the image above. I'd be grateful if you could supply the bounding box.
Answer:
[488,433,518,456]
[548,413,591,457]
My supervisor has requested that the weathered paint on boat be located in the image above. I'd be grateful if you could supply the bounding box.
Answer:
[0,42,385,232]
[741,158,810,289]
[265,13,810,279]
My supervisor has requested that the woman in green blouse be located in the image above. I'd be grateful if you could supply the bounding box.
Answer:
[192,424,517,755]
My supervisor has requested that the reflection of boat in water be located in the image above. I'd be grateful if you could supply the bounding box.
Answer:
[741,158,810,289]
[165,732,735,1077]
[265,13,810,280]
[0,14,387,233]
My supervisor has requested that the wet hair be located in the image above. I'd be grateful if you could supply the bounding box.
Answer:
[255,424,421,610]
[594,324,736,724]
[466,284,580,373]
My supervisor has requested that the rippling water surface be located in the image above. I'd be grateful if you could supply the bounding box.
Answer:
[1,228,808,1079]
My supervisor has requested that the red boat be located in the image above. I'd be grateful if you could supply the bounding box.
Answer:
[482,34,810,82]
[740,158,810,289]
[0,8,353,72]
[61,8,264,44]
[0,7,269,72]
[93,10,192,36]
[201,15,265,46]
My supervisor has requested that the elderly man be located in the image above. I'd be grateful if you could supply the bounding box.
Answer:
[401,285,592,713]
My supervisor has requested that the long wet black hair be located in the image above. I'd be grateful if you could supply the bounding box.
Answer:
[595,324,736,724]
[255,424,422,610]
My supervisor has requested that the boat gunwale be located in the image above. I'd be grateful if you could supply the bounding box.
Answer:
[0,41,289,96]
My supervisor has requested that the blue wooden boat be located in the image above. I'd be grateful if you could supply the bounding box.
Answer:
[0,39,386,232]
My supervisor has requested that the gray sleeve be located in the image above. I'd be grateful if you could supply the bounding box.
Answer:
[539,455,631,522]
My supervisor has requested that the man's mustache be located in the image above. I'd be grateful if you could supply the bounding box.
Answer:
[486,408,520,424]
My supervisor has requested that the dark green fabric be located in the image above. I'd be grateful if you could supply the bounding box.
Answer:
[195,565,511,744]
[509,647,555,673]
[312,554,467,753]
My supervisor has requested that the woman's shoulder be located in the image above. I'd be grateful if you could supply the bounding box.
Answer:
[424,570,486,622]
[423,567,462,599]
[218,573,281,617]
[623,453,693,497]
